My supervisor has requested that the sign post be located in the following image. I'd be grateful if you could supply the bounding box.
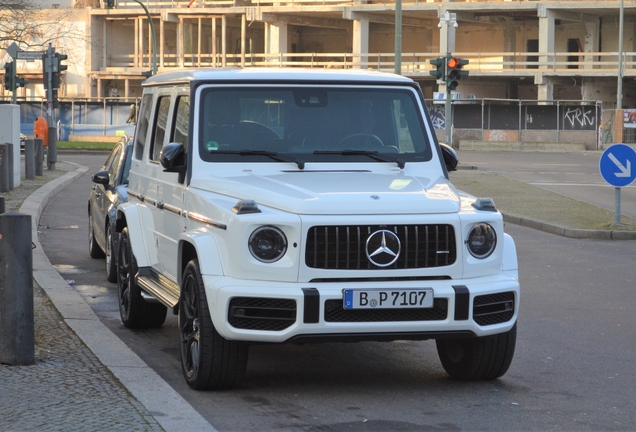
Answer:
[599,143,636,224]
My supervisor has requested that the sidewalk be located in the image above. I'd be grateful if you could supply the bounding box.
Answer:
[0,160,214,432]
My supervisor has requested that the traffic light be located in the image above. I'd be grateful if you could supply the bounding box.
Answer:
[445,57,469,90]
[52,72,61,89]
[4,61,15,91]
[55,53,68,73]
[16,77,29,88]
[429,57,445,80]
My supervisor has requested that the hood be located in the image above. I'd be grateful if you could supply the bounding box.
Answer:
[191,169,460,215]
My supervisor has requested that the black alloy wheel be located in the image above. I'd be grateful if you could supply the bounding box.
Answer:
[179,259,248,390]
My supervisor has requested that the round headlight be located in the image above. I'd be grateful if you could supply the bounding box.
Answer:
[466,223,497,259]
[249,226,287,263]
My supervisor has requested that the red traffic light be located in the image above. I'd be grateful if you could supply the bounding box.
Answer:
[447,57,460,69]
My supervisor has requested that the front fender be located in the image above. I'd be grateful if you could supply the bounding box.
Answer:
[178,228,225,282]
[116,202,151,268]
[502,233,518,273]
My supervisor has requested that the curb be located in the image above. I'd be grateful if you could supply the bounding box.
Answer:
[503,213,636,240]
[20,167,216,432]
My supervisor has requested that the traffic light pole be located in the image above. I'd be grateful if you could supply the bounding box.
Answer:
[46,44,53,128]
[10,65,17,105]
[445,55,452,147]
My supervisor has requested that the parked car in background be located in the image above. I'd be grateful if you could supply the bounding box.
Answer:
[88,136,133,282]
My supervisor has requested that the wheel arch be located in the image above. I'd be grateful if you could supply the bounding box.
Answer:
[178,229,225,283]
[115,203,150,268]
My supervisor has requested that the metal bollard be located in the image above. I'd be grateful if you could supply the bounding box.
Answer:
[7,143,13,190]
[0,196,4,214]
[25,139,35,180]
[0,211,35,365]
[47,126,57,171]
[0,144,9,193]
[35,138,43,177]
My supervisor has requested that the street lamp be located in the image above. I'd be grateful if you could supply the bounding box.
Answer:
[131,0,157,76]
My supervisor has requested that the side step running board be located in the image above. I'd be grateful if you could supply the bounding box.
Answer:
[137,268,180,309]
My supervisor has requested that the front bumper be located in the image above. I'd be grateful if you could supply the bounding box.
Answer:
[203,272,519,343]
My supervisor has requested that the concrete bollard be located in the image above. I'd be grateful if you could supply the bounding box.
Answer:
[0,144,9,193]
[25,139,35,180]
[47,127,57,171]
[35,138,44,177]
[0,212,35,365]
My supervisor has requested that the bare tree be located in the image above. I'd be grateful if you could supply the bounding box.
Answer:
[0,0,88,51]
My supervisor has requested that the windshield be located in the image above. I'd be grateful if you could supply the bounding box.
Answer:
[198,86,432,164]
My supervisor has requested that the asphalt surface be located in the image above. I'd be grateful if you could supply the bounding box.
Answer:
[1,150,634,431]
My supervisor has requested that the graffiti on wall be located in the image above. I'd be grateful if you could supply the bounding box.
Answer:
[428,104,445,130]
[562,106,596,131]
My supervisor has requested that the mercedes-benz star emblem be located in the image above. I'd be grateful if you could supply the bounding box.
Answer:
[366,230,401,267]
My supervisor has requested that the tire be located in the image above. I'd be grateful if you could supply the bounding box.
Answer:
[436,323,517,381]
[105,224,117,283]
[179,259,248,390]
[117,227,167,329]
[89,211,105,259]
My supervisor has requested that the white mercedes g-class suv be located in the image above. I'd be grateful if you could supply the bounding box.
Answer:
[116,68,519,390]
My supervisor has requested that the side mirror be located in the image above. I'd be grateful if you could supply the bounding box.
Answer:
[439,143,458,172]
[160,142,187,183]
[92,170,110,186]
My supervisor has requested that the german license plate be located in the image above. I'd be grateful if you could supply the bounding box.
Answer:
[343,288,434,310]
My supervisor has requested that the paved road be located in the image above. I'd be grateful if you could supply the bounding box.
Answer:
[457,150,636,219]
[39,152,636,431]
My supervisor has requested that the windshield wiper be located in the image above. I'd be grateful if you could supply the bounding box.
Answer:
[313,150,405,169]
[211,150,305,170]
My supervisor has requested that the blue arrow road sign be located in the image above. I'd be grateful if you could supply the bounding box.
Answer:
[599,144,636,187]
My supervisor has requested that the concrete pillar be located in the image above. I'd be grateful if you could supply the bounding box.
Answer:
[265,21,288,57]
[134,18,139,68]
[352,15,369,69]
[179,17,185,68]
[198,18,202,67]
[584,18,600,70]
[0,105,20,188]
[536,74,554,101]
[502,18,516,71]
[222,15,227,68]
[539,6,555,69]
[241,14,246,68]
[212,18,217,66]
[160,19,165,68]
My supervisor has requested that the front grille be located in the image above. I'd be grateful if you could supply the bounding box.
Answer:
[324,298,448,322]
[228,297,296,331]
[473,292,515,326]
[305,225,456,270]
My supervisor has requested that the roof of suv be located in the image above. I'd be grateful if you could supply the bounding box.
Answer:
[142,67,415,87]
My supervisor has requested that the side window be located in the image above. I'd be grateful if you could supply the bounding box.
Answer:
[107,144,123,186]
[150,96,171,162]
[171,95,190,147]
[134,93,154,160]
